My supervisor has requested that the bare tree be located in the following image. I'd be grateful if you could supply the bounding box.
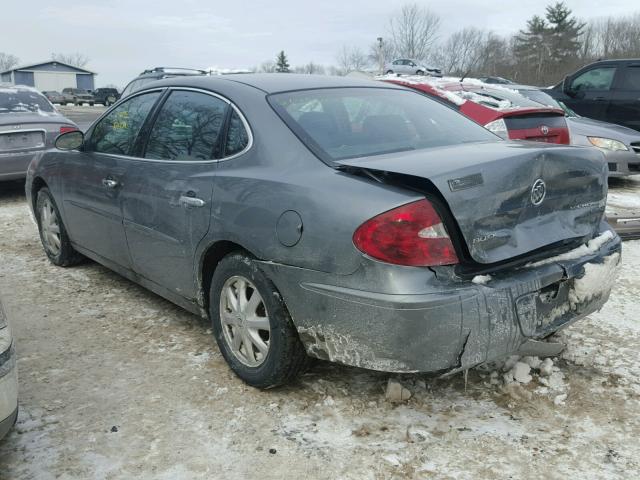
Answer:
[336,45,369,74]
[50,52,90,68]
[0,53,20,71]
[388,3,441,61]
[436,27,487,75]
[259,60,277,73]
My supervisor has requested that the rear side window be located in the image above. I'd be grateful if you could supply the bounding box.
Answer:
[224,110,249,157]
[619,66,640,90]
[269,87,496,163]
[144,90,227,161]
[90,91,160,155]
[571,67,616,91]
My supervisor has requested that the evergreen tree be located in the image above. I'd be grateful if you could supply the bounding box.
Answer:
[545,2,585,66]
[514,15,550,84]
[275,51,290,73]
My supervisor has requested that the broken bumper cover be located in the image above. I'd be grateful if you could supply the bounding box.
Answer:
[259,229,622,374]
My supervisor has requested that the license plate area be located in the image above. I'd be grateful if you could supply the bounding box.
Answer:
[0,131,45,152]
[515,279,574,337]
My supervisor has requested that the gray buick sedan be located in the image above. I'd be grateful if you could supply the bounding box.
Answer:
[26,74,621,388]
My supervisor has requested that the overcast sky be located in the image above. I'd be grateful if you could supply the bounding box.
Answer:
[3,0,638,87]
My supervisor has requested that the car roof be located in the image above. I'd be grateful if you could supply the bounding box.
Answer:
[146,73,402,94]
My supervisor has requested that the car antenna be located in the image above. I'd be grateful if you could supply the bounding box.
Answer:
[459,70,470,83]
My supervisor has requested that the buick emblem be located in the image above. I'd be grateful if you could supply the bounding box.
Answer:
[531,179,546,206]
[540,125,549,135]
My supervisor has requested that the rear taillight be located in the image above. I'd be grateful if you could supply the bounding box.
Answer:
[353,199,459,267]
[59,126,78,134]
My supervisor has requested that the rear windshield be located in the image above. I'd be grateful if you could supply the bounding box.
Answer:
[269,87,496,162]
[0,89,55,114]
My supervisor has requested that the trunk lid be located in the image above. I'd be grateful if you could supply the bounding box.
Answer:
[337,141,607,264]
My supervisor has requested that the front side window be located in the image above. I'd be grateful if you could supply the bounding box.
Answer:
[144,90,227,161]
[89,91,160,155]
[571,67,616,91]
[269,87,497,163]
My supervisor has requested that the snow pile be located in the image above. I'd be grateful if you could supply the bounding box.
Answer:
[484,355,568,404]
[471,274,492,285]
[376,74,522,110]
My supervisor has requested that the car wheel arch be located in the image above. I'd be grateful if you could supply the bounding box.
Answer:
[198,240,260,315]
[31,177,49,210]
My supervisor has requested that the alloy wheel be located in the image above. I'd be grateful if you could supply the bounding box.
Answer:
[219,276,271,367]
[40,198,61,256]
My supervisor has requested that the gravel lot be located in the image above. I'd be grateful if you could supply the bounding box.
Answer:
[0,166,639,477]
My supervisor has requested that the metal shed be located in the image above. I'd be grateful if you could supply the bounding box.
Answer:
[0,61,96,91]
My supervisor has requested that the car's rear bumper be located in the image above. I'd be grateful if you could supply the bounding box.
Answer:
[259,229,622,373]
[0,151,38,181]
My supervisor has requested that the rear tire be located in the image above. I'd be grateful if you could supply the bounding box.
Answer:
[36,188,83,267]
[210,252,310,388]
[386,70,394,74]
[416,70,425,75]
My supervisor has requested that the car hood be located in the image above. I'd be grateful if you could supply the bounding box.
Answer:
[566,116,640,143]
[337,141,607,264]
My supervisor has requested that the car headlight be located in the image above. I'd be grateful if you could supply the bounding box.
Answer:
[588,137,629,151]
[484,119,508,138]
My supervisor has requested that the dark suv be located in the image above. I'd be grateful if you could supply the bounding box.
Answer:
[92,88,120,106]
[548,59,640,132]
[121,67,208,98]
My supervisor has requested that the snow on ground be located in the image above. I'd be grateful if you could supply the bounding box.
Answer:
[0,181,639,479]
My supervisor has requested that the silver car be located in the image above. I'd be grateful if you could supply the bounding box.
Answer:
[513,85,640,177]
[384,58,442,77]
[1,85,77,181]
[0,298,18,440]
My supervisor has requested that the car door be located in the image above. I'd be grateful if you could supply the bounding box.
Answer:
[121,88,238,299]
[564,66,617,121]
[609,63,640,132]
[62,90,162,269]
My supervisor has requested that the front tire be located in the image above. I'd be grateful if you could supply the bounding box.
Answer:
[210,252,309,388]
[416,70,425,75]
[36,188,83,267]
[385,70,394,74]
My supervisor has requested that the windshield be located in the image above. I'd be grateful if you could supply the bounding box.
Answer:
[0,89,55,114]
[269,87,497,163]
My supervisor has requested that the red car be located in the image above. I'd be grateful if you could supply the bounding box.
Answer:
[383,77,570,144]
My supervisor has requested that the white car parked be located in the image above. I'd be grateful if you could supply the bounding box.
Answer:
[384,58,442,77]
[0,298,17,440]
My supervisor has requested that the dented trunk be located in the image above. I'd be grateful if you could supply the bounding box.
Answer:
[337,141,608,264]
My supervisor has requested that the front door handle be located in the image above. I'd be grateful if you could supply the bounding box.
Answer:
[179,195,205,208]
[102,178,119,189]
[594,96,608,101]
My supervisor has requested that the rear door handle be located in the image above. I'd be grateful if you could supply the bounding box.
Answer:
[102,178,119,189]
[179,195,205,208]
[594,96,608,101]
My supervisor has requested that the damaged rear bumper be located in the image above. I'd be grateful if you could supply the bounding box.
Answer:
[258,229,622,374]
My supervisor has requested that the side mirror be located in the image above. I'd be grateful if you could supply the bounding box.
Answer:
[562,76,574,96]
[55,130,84,151]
